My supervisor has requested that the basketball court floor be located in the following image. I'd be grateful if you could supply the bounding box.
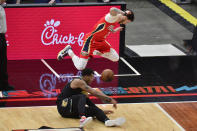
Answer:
[0,55,197,131]
[1,0,197,130]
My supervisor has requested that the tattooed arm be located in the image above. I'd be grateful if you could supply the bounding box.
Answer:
[111,27,124,33]
[110,7,125,16]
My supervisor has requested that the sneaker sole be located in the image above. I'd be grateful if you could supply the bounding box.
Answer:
[80,117,93,128]
[115,117,126,126]
[105,117,126,127]
[57,50,63,61]
[57,45,71,61]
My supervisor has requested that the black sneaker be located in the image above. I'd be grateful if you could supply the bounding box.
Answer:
[57,45,72,61]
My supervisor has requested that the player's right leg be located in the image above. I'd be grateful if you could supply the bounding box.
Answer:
[79,116,93,128]
[71,94,93,128]
[71,55,88,70]
[85,105,126,127]
[57,45,88,70]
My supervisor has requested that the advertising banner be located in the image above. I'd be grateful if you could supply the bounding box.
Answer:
[5,5,121,60]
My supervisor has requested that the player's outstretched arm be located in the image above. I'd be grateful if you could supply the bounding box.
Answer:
[77,80,117,108]
[112,27,124,33]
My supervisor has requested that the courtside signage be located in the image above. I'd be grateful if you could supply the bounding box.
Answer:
[5,5,121,60]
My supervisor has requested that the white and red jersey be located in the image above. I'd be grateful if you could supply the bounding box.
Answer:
[80,13,119,59]
[86,13,119,41]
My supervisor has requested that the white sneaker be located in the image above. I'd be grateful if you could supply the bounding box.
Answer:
[105,117,126,127]
[57,45,72,61]
[79,116,93,128]
[103,0,110,2]
[0,91,3,98]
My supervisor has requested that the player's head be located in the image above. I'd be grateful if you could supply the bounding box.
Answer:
[119,9,134,24]
[81,68,95,84]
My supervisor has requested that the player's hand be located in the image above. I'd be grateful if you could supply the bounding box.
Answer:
[114,27,124,32]
[111,98,117,109]
[103,110,114,114]
[49,0,55,5]
[118,27,124,31]
[125,10,132,15]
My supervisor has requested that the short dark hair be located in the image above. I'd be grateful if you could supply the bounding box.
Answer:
[81,68,94,76]
[125,9,134,22]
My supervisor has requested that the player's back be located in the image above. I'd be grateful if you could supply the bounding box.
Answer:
[57,78,82,102]
[89,16,117,41]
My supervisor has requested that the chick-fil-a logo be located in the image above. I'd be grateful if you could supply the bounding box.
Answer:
[39,72,101,97]
[41,19,84,46]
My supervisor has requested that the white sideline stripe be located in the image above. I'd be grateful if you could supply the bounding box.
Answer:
[41,59,60,78]
[94,71,101,76]
[41,58,140,78]
[60,73,139,78]
[155,103,185,131]
[120,57,141,75]
[60,76,79,78]
[114,74,140,76]
[2,102,196,109]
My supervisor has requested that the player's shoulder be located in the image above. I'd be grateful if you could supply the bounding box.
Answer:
[70,78,85,89]
[104,13,120,24]
[72,78,85,85]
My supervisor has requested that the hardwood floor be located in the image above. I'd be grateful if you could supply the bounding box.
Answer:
[0,103,183,131]
[160,102,197,131]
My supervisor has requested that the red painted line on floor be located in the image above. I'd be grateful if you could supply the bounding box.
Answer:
[1,93,197,102]
[0,97,57,102]
[111,93,197,98]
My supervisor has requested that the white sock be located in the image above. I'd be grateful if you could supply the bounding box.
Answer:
[68,49,74,57]
[71,55,88,70]
[67,49,88,70]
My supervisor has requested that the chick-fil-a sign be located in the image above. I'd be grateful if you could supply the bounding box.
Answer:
[41,19,84,46]
[5,5,120,60]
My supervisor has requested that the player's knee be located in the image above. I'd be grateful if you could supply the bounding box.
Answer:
[76,63,86,70]
[76,65,85,71]
[109,48,119,62]
[75,59,88,70]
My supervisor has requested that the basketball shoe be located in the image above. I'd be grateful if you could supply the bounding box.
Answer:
[57,45,72,61]
[105,117,126,127]
[79,116,93,128]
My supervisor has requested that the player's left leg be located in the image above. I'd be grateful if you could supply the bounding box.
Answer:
[85,105,110,123]
[93,40,119,62]
[99,48,119,62]
[85,105,126,127]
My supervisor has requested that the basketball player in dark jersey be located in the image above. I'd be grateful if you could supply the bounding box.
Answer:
[56,68,125,128]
